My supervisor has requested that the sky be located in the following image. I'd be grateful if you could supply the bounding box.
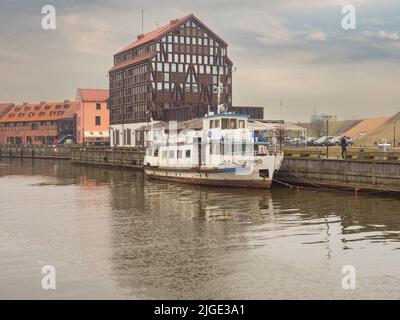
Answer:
[0,0,399,122]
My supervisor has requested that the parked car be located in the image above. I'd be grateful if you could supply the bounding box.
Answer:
[54,134,75,145]
[306,137,317,146]
[328,136,342,146]
[314,136,333,146]
[345,137,354,146]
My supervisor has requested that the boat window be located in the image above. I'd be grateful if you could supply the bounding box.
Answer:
[162,151,167,158]
[229,119,237,129]
[169,150,175,158]
[177,150,183,158]
[221,118,228,129]
[214,119,220,128]
[185,150,191,158]
[209,120,214,129]
[242,141,247,155]
[238,120,245,128]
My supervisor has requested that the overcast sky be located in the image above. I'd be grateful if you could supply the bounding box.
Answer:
[0,0,399,121]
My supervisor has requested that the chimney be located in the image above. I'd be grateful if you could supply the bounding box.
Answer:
[64,99,70,104]
[137,34,145,40]
[170,19,179,25]
[40,101,46,105]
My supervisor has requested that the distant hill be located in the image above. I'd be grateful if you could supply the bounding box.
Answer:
[298,120,361,138]
[343,116,390,141]
[357,112,400,146]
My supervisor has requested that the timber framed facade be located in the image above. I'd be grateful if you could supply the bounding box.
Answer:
[108,14,233,125]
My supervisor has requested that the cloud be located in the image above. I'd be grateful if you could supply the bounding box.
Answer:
[236,12,328,46]
[378,30,399,40]
[306,31,328,41]
[237,14,296,45]
[1,0,400,121]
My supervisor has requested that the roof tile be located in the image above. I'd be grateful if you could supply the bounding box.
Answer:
[77,89,109,102]
[0,102,77,123]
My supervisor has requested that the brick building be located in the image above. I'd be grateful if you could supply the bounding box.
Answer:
[0,101,76,145]
[75,88,110,144]
[0,103,13,119]
[108,14,263,147]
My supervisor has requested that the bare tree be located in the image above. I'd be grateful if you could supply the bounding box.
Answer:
[311,119,325,138]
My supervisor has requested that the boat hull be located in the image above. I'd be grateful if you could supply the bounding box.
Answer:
[144,167,273,188]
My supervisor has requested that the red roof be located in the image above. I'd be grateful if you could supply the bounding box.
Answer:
[0,101,77,123]
[116,14,193,55]
[0,103,12,117]
[76,88,109,102]
[109,51,156,72]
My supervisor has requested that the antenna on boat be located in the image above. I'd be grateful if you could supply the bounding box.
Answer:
[141,10,144,34]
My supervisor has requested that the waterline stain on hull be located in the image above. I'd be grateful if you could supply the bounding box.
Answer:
[144,167,272,188]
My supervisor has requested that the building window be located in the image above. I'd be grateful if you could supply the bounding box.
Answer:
[96,103,101,110]
[95,116,101,126]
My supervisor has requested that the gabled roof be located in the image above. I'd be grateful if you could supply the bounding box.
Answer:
[76,88,109,102]
[0,103,13,118]
[116,14,192,55]
[109,51,156,72]
[115,13,227,56]
[0,101,77,123]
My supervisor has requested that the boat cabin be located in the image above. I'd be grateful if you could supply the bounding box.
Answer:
[203,113,248,131]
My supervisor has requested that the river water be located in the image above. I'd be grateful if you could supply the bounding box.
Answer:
[0,158,399,299]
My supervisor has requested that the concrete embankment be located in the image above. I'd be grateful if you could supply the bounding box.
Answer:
[0,145,71,159]
[70,146,144,170]
[276,157,400,193]
[2,145,400,193]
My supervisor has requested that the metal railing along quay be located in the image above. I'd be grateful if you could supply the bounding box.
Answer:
[282,146,400,162]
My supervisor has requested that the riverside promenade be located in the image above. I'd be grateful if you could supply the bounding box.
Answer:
[1,145,400,193]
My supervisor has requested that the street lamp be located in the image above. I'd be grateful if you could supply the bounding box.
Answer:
[322,115,332,158]
[394,120,397,148]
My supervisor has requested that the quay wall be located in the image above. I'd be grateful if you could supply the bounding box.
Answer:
[0,145,71,159]
[70,146,144,170]
[2,145,400,192]
[277,157,400,192]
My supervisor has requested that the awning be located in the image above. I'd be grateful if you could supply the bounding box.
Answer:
[84,131,110,138]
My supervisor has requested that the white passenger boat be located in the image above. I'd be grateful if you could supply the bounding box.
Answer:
[143,109,284,188]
